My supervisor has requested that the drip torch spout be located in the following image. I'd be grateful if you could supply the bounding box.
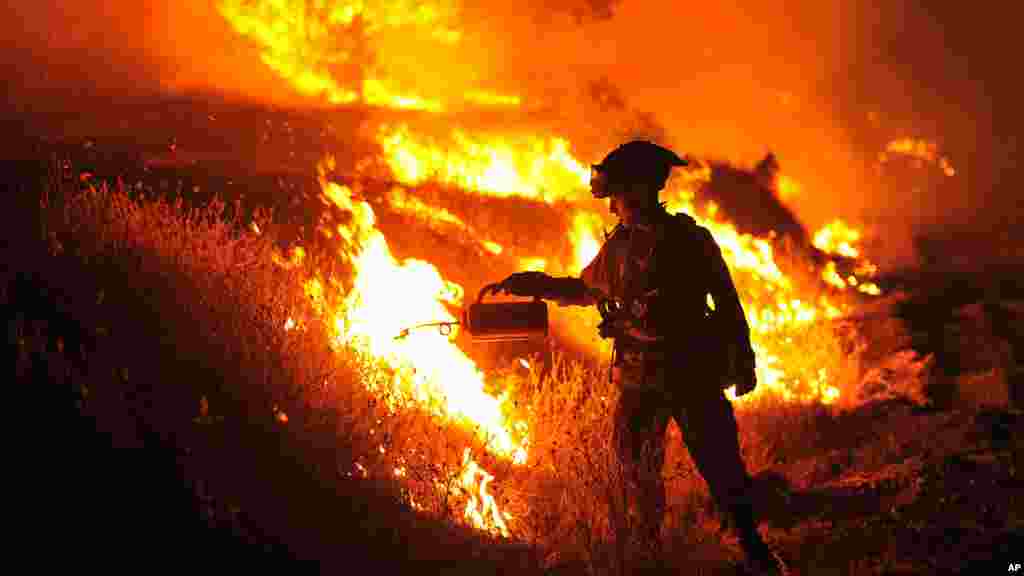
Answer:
[394,321,460,340]
[394,281,550,343]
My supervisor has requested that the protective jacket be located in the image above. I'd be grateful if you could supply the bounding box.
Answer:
[578,209,755,389]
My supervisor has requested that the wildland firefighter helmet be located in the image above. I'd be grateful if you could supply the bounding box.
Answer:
[591,140,689,200]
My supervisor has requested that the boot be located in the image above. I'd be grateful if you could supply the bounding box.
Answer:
[738,533,788,576]
[731,503,788,575]
[630,513,663,571]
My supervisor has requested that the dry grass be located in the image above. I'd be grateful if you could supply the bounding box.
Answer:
[40,177,940,574]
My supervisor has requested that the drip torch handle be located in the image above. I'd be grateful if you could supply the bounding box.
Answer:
[478,283,503,303]
[478,282,542,303]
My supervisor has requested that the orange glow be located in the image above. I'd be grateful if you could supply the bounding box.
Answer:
[216,1,528,112]
[459,448,511,537]
[368,133,880,408]
[463,90,522,107]
[858,282,882,296]
[517,257,547,272]
[292,158,528,536]
[278,146,882,537]
[776,174,801,201]
[880,137,956,177]
[813,219,863,258]
[385,186,504,254]
[223,2,896,538]
[317,159,527,463]
[375,124,590,202]
[569,211,603,275]
[658,182,870,404]
[271,245,306,269]
[821,261,848,290]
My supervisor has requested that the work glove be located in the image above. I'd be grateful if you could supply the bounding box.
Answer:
[490,272,588,301]
[491,271,555,298]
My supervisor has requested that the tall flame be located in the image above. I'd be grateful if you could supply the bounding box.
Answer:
[814,219,863,258]
[220,0,888,540]
[375,124,591,202]
[217,1,524,111]
[368,127,878,406]
[569,210,604,274]
[317,158,527,463]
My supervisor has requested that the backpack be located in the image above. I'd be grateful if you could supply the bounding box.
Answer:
[640,211,739,389]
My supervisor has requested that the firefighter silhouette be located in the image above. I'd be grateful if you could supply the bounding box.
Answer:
[491,140,787,574]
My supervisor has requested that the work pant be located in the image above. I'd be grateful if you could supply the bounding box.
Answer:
[611,364,757,547]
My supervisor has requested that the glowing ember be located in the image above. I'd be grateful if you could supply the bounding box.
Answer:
[858,282,882,296]
[880,137,956,176]
[775,174,801,201]
[814,219,863,258]
[272,245,306,269]
[821,261,848,290]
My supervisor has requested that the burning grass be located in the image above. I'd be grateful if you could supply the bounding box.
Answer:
[35,179,547,566]
[37,173,943,573]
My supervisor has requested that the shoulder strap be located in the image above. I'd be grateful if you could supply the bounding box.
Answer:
[653,211,700,246]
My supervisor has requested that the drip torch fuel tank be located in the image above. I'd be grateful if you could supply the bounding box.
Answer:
[462,285,548,343]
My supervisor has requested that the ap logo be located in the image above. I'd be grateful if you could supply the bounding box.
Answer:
[1010,563,1022,572]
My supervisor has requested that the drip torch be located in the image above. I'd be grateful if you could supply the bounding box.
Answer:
[395,283,549,344]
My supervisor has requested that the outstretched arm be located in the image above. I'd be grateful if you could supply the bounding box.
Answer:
[486,271,595,304]
[490,239,613,307]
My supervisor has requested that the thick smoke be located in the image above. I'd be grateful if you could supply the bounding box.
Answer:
[4,1,1018,271]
